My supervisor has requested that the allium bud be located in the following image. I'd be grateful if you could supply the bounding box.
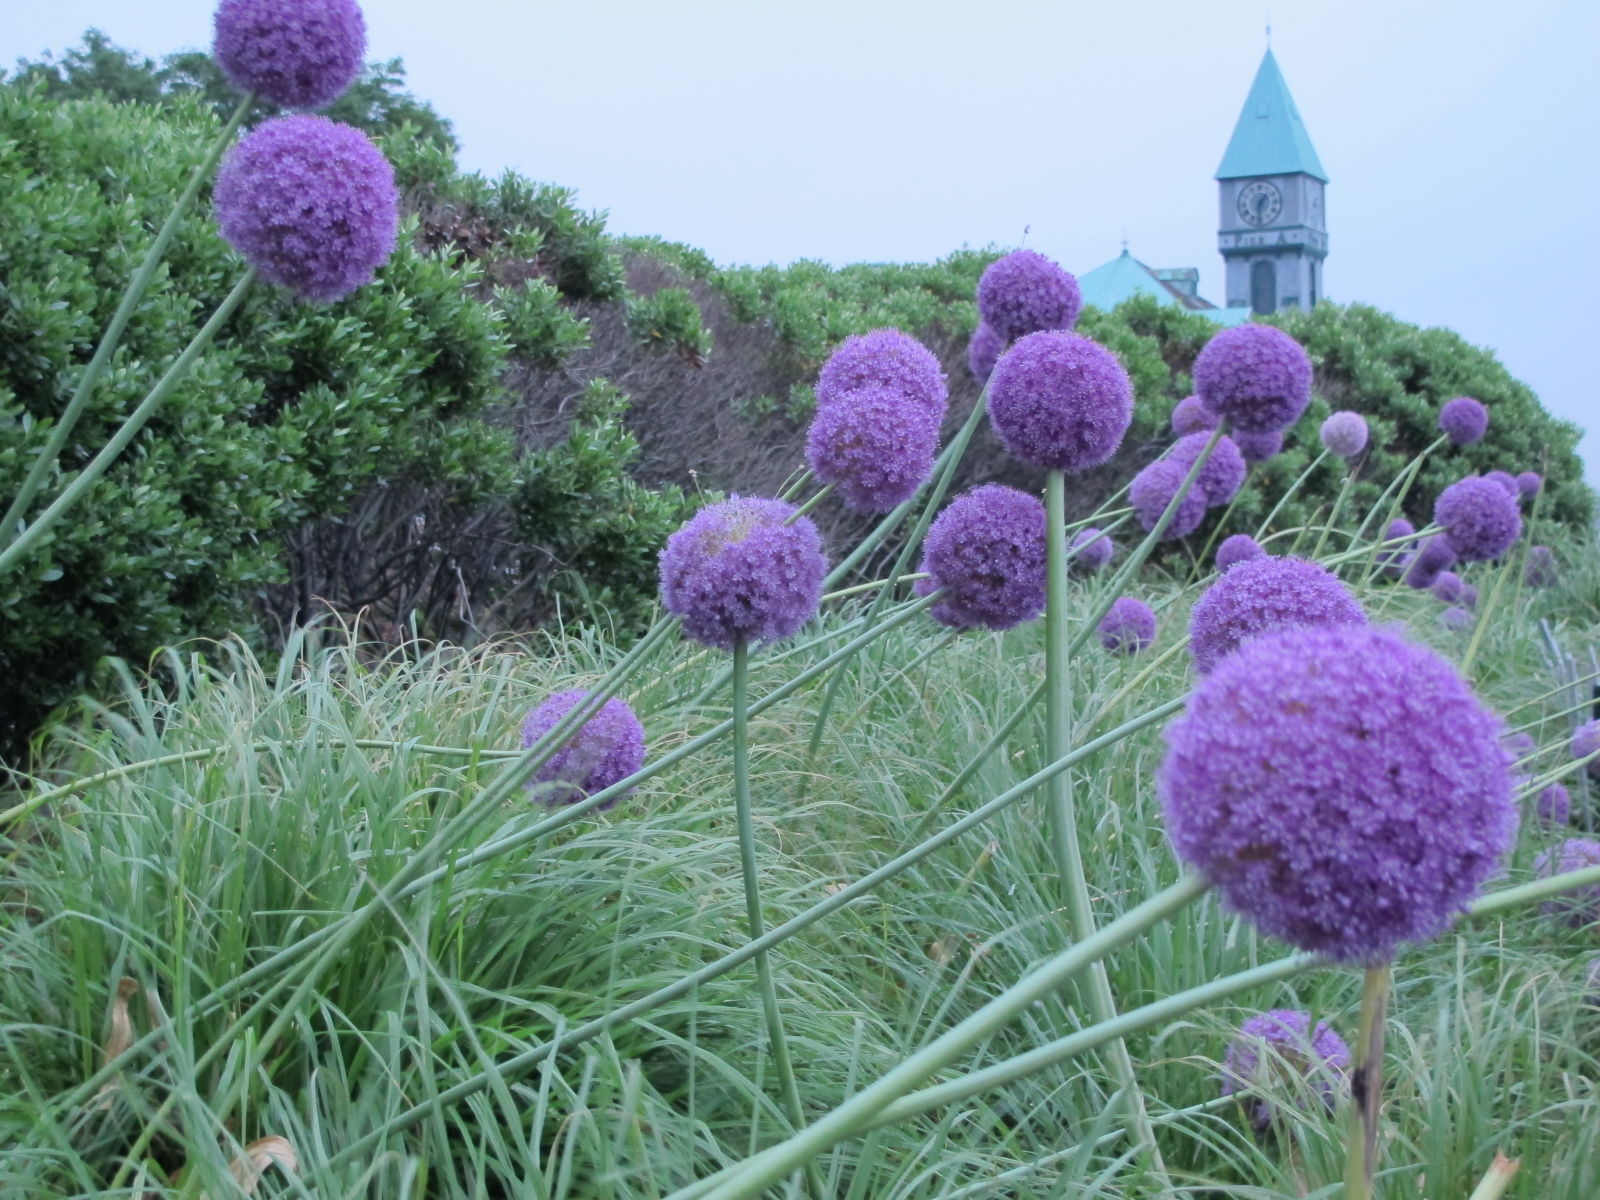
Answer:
[1171,395,1221,437]
[659,497,827,650]
[520,690,646,807]
[1459,583,1479,609]
[1484,470,1519,498]
[1439,396,1488,445]
[915,485,1046,632]
[213,0,366,110]
[1319,410,1369,458]
[1525,545,1557,587]
[1188,555,1365,675]
[1535,783,1571,827]
[1378,518,1415,579]
[214,114,398,302]
[1535,838,1600,927]
[1435,476,1522,562]
[1438,605,1475,632]
[1216,533,1265,571]
[967,322,1003,384]
[1169,433,1247,508]
[1516,471,1543,501]
[976,249,1082,343]
[1192,324,1313,434]
[1574,720,1600,780]
[816,329,948,418]
[1429,571,1466,605]
[1220,1009,1350,1133]
[987,331,1133,471]
[1069,527,1114,572]
[1098,597,1156,654]
[1160,624,1518,964]
[1403,535,1457,589]
[1129,458,1207,540]
[806,385,939,512]
[1233,429,1284,464]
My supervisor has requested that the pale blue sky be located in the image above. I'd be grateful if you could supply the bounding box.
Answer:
[7,0,1598,489]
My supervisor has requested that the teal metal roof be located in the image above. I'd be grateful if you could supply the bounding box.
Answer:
[1078,251,1251,325]
[1216,49,1327,182]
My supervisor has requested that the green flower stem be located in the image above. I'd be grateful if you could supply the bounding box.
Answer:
[1460,547,1516,677]
[671,874,1211,1200]
[786,483,834,523]
[1191,479,1251,582]
[1343,963,1392,1200]
[1466,1153,1521,1200]
[1310,464,1361,561]
[778,468,815,502]
[0,93,254,546]
[1354,434,1448,579]
[1253,447,1330,543]
[0,269,257,575]
[1044,470,1167,1183]
[820,573,929,604]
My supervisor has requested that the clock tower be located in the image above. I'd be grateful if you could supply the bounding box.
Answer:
[1217,49,1327,314]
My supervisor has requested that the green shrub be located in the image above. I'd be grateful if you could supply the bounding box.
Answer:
[626,287,713,365]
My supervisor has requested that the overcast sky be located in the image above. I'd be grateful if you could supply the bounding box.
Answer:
[8,0,1598,488]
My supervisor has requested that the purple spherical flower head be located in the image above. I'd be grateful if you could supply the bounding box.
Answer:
[1516,471,1543,501]
[1378,517,1416,579]
[1098,597,1157,654]
[987,330,1133,471]
[659,496,827,650]
[1129,458,1208,540]
[1216,533,1266,571]
[213,0,366,110]
[1484,470,1519,498]
[1574,720,1600,780]
[1170,432,1248,507]
[1319,411,1369,458]
[967,322,1003,384]
[214,114,398,302]
[1403,535,1457,590]
[915,484,1046,631]
[1460,583,1479,609]
[1525,545,1557,587]
[1220,1009,1350,1132]
[1233,429,1285,464]
[520,690,646,808]
[1188,555,1366,675]
[806,385,939,512]
[1439,396,1488,445]
[1070,526,1114,572]
[1438,606,1475,632]
[1503,730,1535,762]
[1161,624,1518,965]
[976,249,1082,343]
[1435,476,1522,562]
[1535,783,1571,827]
[1430,571,1466,605]
[1172,395,1221,436]
[1534,838,1600,927]
[816,328,948,418]
[1193,324,1313,434]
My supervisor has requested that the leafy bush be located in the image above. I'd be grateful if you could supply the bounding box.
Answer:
[626,287,713,365]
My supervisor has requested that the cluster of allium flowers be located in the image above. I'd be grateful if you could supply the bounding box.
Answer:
[659,497,827,650]
[1129,458,1208,540]
[213,0,367,109]
[1216,534,1265,571]
[1535,783,1571,827]
[1484,470,1519,498]
[519,690,646,807]
[1160,624,1518,964]
[1439,396,1489,445]
[1403,535,1457,589]
[1171,395,1221,436]
[816,328,947,418]
[1574,720,1600,780]
[1220,1009,1351,1133]
[1516,471,1543,500]
[1435,476,1522,562]
[1319,410,1369,458]
[1525,545,1557,587]
[1429,570,1466,605]
[1169,432,1247,507]
[214,114,398,302]
[987,330,1133,471]
[1098,597,1156,653]
[1187,555,1366,675]
[1233,429,1284,464]
[1069,527,1114,572]
[1192,324,1313,433]
[967,322,1003,384]
[806,385,939,512]
[976,249,1082,343]
[915,485,1046,631]
[1535,838,1600,926]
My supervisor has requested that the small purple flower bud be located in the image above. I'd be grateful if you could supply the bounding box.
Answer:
[1459,583,1479,609]
[1171,395,1221,437]
[1438,605,1474,632]
[1169,433,1247,508]
[1516,471,1543,501]
[1233,429,1284,464]
[1484,470,1519,498]
[1188,555,1366,675]
[1404,535,1457,589]
[816,329,948,419]
[1535,783,1571,827]
[1439,396,1489,445]
[1378,518,1415,579]
[987,330,1133,472]
[967,322,1003,384]
[1192,324,1313,434]
[1525,545,1557,587]
[1220,1009,1350,1133]
[1430,571,1466,605]
[1216,534,1266,571]
[1069,527,1114,572]
[520,690,646,808]
[1573,720,1600,780]
[213,0,367,110]
[1129,458,1208,540]
[1319,411,1369,458]
[1098,597,1156,654]
[915,485,1047,632]
[1534,838,1600,927]
[806,386,940,513]
[1435,476,1522,562]
[976,249,1082,343]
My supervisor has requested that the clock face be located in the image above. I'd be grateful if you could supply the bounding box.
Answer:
[1237,181,1283,227]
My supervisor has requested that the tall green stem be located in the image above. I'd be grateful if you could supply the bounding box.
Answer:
[1253,447,1330,543]
[1344,963,1392,1200]
[1310,464,1359,561]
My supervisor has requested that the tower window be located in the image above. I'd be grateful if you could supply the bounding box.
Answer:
[1250,260,1276,314]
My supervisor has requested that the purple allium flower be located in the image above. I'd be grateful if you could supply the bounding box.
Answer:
[1172,395,1222,437]
[1170,432,1248,508]
[1439,396,1489,445]
[1516,471,1543,501]
[1129,458,1208,540]
[1188,555,1366,675]
[1161,624,1518,964]
[1503,730,1535,761]
[1070,527,1114,572]
[967,322,1003,385]
[976,249,1082,343]
[213,0,366,110]
[1435,476,1523,562]
[659,496,827,650]
[1319,411,1369,458]
[805,385,939,512]
[1484,470,1520,498]
[1192,324,1313,434]
[519,690,646,807]
[1098,597,1157,653]
[1430,571,1466,605]
[1525,545,1557,587]
[1460,583,1479,609]
[214,114,398,302]
[1535,783,1571,827]
[986,330,1133,471]
[1403,535,1457,590]
[1220,1009,1351,1132]
[816,329,948,418]
[1216,534,1266,571]
[1378,518,1416,579]
[1438,606,1475,632]
[1233,429,1285,464]
[915,485,1046,632]
[1574,720,1600,780]
[1534,838,1600,926]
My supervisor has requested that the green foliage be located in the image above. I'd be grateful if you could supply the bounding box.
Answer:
[626,287,713,365]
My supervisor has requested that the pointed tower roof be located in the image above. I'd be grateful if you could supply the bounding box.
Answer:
[1216,49,1327,182]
